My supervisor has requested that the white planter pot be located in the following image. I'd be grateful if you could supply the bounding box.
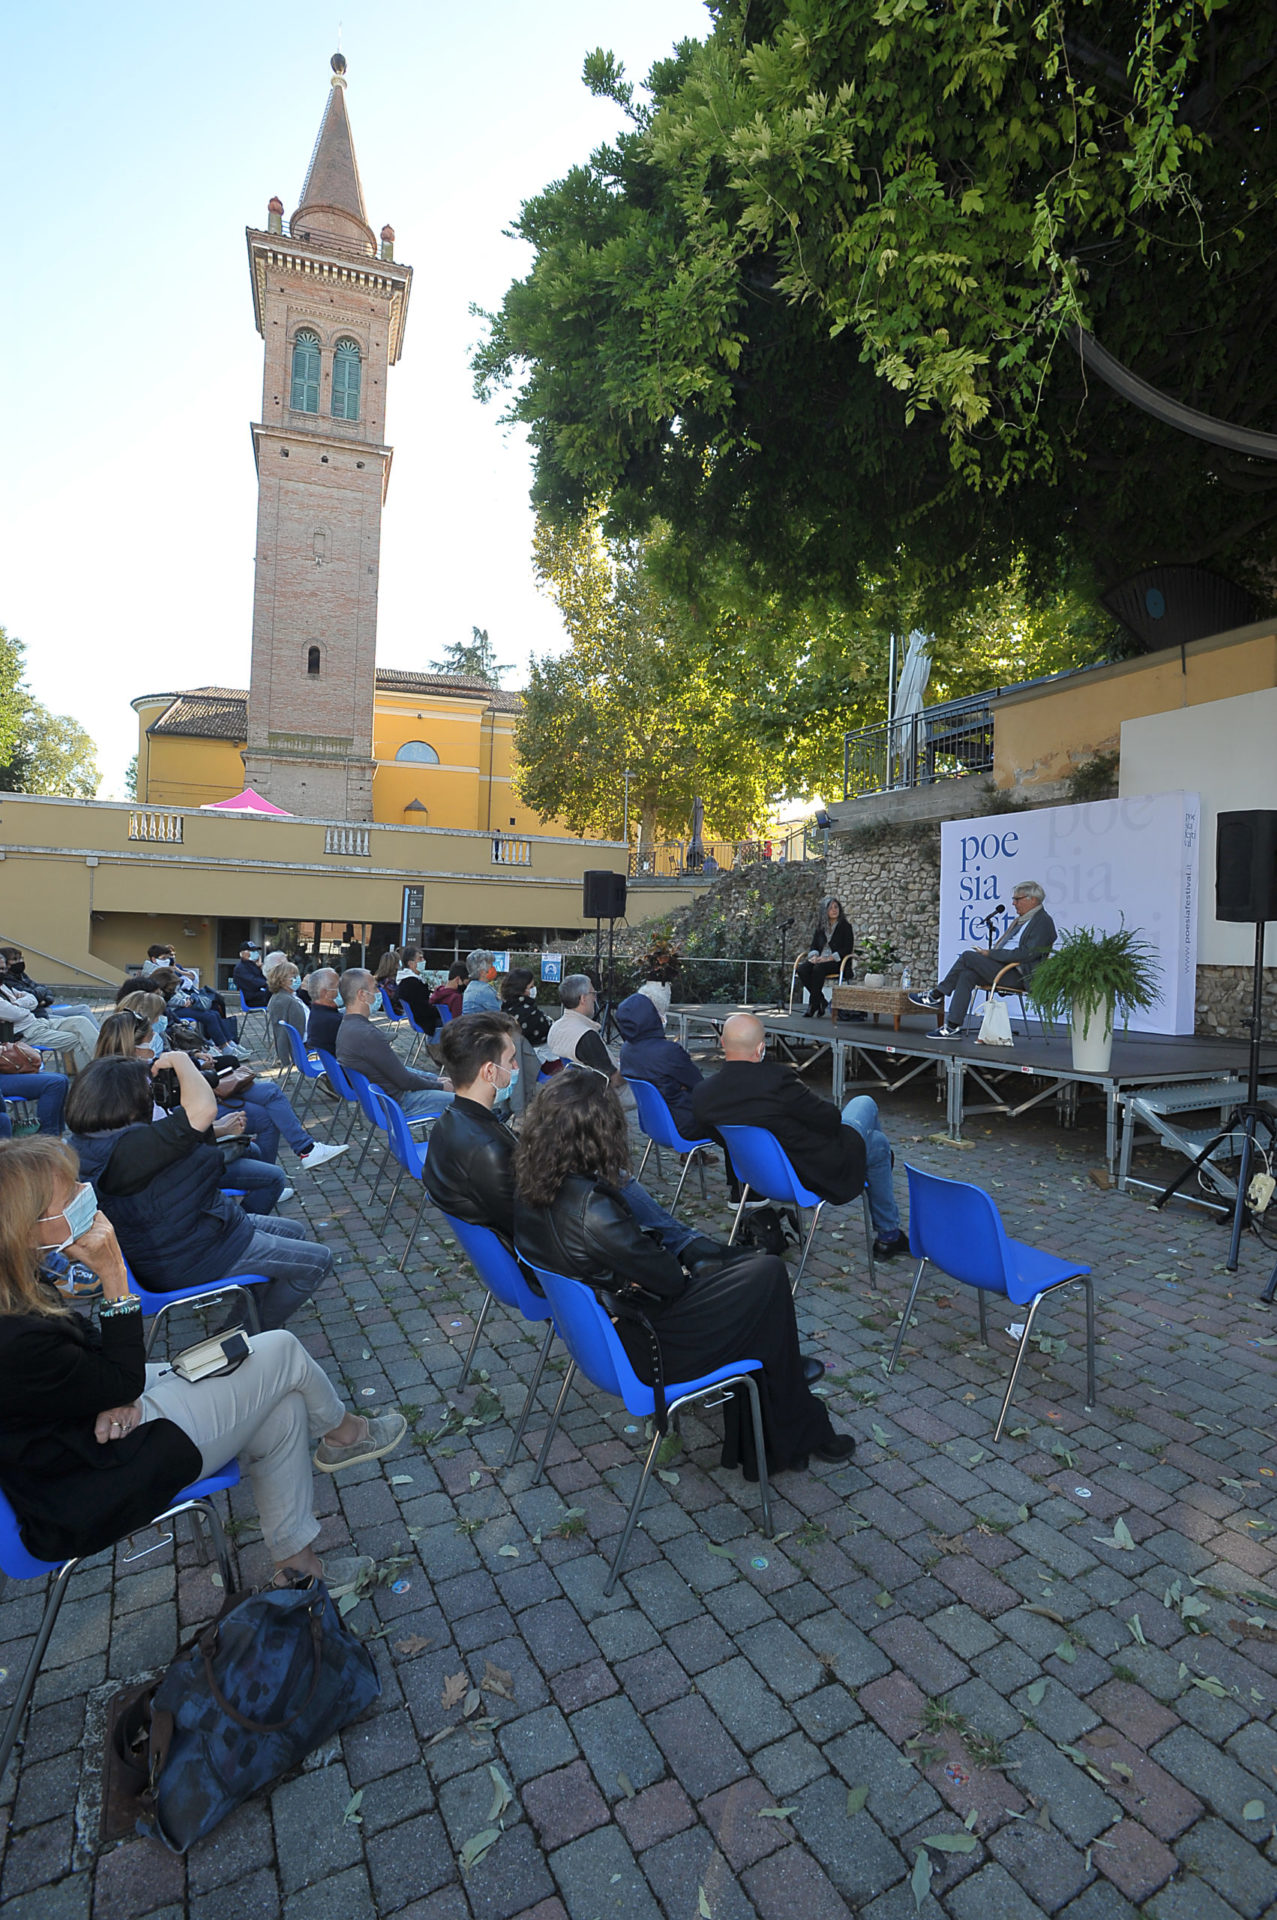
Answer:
[1070,998,1113,1074]
[863,972,886,990]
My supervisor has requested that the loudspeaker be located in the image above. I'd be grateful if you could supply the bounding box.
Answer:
[1216,811,1277,922]
[583,870,627,919]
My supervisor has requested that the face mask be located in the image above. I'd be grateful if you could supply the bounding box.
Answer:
[154,1014,168,1035]
[38,1181,97,1253]
[527,985,537,1000]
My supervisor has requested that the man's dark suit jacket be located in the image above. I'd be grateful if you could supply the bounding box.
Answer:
[691,1058,866,1205]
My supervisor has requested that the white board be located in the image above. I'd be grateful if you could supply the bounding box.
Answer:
[938,793,1200,1034]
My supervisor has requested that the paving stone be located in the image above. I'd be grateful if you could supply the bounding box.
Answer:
[698,1776,796,1870]
[1055,1885,1141,1920]
[89,1836,185,1918]
[1151,1724,1274,1833]
[281,1865,375,1920]
[185,1801,276,1892]
[946,1861,1052,1920]
[931,1602,1002,1661]
[571,1694,665,1801]
[497,1703,579,1786]
[548,1827,663,1920]
[754,1731,829,1798]
[1012,1677,1100,1744]
[521,1762,610,1852]
[188,1866,281,1920]
[1093,1820,1178,1903]
[641,1829,757,1920]
[697,1655,796,1753]
[742,1841,860,1920]
[736,1616,828,1698]
[1146,1874,1256,1920]
[821,1723,942,1837]
[987,1819,1095,1912]
[794,1609,892,1687]
[647,1694,749,1800]
[1175,1815,1277,1919]
[465,1825,557,1920]
[0,1870,92,1920]
[872,1615,971,1695]
[1084,1680,1180,1749]
[613,1779,696,1852]
[611,1646,687,1714]
[1006,1730,1122,1846]
[364,1812,457,1912]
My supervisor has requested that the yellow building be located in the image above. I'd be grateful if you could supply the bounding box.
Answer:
[132,671,560,837]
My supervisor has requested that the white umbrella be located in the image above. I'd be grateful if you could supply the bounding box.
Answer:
[891,630,932,781]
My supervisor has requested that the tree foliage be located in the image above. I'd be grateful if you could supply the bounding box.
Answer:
[0,625,101,797]
[476,0,1277,611]
[429,625,512,687]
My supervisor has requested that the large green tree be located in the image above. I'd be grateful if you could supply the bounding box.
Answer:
[476,0,1277,613]
[0,625,101,796]
[429,626,512,687]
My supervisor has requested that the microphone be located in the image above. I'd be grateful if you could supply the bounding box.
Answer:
[979,904,1004,939]
[779,917,795,932]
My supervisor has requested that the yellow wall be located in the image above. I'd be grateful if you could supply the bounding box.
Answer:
[993,622,1277,787]
[144,734,248,808]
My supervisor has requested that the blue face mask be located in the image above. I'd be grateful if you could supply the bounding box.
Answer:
[154,1014,168,1036]
[38,1181,98,1252]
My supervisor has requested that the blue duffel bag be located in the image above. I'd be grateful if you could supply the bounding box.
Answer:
[133,1573,380,1851]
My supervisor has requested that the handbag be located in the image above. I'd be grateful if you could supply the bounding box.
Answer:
[0,1041,42,1074]
[129,1574,381,1851]
[977,995,1014,1047]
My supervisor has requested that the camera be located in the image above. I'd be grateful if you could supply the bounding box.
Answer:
[152,1066,182,1111]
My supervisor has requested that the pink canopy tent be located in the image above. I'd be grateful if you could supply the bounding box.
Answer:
[199,788,293,816]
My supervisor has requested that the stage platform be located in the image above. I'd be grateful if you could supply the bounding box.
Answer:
[669,1001,1275,1170]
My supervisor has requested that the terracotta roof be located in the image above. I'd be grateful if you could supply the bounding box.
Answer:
[291,74,374,252]
[140,674,522,741]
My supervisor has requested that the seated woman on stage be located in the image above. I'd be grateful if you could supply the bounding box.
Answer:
[908,879,1056,1037]
[0,1137,403,1587]
[794,897,854,1018]
[512,1073,854,1480]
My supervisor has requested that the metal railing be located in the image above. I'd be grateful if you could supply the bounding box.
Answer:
[843,694,996,798]
[628,829,818,880]
[128,810,183,843]
[324,826,370,856]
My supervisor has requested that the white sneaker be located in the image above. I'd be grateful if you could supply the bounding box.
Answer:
[299,1141,350,1171]
[277,1186,295,1203]
[227,1042,254,1060]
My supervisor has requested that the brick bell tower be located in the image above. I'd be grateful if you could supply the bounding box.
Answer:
[243,54,412,820]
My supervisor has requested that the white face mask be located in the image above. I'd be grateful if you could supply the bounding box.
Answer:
[37,1181,98,1253]
[527,985,537,1000]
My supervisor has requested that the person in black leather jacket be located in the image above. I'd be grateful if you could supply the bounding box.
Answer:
[511,1073,855,1481]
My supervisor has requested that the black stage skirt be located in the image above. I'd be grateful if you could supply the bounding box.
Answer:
[614,1251,836,1480]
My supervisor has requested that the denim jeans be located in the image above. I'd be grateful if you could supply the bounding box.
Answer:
[400,1087,456,1123]
[224,1151,289,1214]
[233,1217,333,1328]
[618,1173,696,1257]
[219,1082,313,1162]
[0,1070,68,1134]
[839,1094,901,1238]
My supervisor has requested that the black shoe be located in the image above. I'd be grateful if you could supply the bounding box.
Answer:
[683,1236,732,1274]
[811,1000,827,1018]
[801,1355,825,1385]
[801,1005,816,1019]
[873,1229,910,1259]
[813,1433,856,1463]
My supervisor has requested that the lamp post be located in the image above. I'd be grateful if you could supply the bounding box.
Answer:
[622,767,632,852]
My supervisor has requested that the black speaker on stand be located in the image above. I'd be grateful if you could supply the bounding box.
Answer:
[582,872,627,1039]
[1156,812,1277,1289]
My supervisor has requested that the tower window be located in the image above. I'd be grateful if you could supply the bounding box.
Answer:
[307,645,321,676]
[332,338,362,420]
[290,330,321,412]
[395,741,439,765]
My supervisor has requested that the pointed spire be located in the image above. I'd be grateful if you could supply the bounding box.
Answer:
[290,54,376,256]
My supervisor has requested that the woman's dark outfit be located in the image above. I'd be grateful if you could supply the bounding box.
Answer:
[397,974,441,1036]
[430,980,464,1020]
[615,993,702,1139]
[513,1174,837,1479]
[501,991,551,1050]
[795,913,855,1016]
[0,1292,199,1561]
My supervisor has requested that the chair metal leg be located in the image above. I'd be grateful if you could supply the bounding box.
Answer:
[188,1496,236,1593]
[366,1135,393,1205]
[379,1164,406,1235]
[0,1559,77,1783]
[1083,1276,1096,1409]
[791,1199,825,1291]
[887,1258,928,1372]
[396,1183,431,1272]
[672,1148,700,1211]
[727,1184,753,1245]
[696,1151,709,1203]
[605,1423,665,1595]
[637,1140,653,1181]
[862,1192,877,1288]
[532,1362,577,1483]
[742,1373,773,1540]
[977,1289,989,1345]
[502,1321,556,1470]
[993,1291,1046,1442]
[457,1293,493,1388]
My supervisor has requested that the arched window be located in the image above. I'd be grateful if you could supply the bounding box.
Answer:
[307,645,321,676]
[332,339,361,420]
[395,741,439,765]
[290,330,320,412]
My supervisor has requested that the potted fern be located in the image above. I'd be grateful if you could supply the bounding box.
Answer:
[1026,923,1161,1072]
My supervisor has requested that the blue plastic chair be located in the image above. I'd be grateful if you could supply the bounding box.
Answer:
[626,1079,716,1207]
[436,1002,453,1025]
[315,1048,366,1143]
[277,1022,328,1126]
[888,1164,1096,1440]
[369,1089,435,1264]
[518,1254,772,1593]
[343,1065,393,1181]
[0,1463,240,1782]
[232,987,269,1054]
[440,1213,559,1470]
[717,1123,876,1292]
[401,998,439,1068]
[378,983,403,1027]
[124,1257,272,1357]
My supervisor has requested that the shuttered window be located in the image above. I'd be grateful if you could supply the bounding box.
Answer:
[332,339,361,420]
[290,331,320,412]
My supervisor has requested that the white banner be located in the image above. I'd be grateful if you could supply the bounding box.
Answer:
[938,793,1200,1035]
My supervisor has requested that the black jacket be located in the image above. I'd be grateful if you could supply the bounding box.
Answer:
[397,975,441,1036]
[615,994,702,1139]
[990,907,1057,982]
[72,1120,255,1291]
[514,1173,687,1306]
[1,965,53,1012]
[502,991,551,1049]
[808,915,854,961]
[691,1057,867,1205]
[423,1097,517,1241]
[232,959,270,1008]
[306,1001,342,1053]
[0,1298,201,1561]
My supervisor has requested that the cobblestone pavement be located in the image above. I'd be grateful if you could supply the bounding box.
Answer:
[3,1060,1277,1920]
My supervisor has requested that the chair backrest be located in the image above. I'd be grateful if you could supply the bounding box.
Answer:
[518,1256,643,1411]
[402,999,429,1038]
[442,1212,550,1321]
[903,1162,1013,1295]
[0,1483,61,1576]
[280,1023,321,1077]
[369,1087,426,1171]
[436,1002,453,1025]
[626,1078,709,1153]
[378,984,401,1022]
[344,1064,387,1128]
[315,1048,358,1101]
[716,1124,822,1209]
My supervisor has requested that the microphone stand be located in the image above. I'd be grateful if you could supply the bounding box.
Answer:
[778,919,794,1007]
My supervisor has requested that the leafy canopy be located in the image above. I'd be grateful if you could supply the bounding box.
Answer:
[0,625,101,797]
[429,626,512,687]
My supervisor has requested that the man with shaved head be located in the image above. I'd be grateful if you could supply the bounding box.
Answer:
[692,1014,908,1257]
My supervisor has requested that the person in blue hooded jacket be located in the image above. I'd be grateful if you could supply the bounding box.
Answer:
[615,992,703,1139]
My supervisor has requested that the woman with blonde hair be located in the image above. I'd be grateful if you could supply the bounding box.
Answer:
[0,1136,403,1587]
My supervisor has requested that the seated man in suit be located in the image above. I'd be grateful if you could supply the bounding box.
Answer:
[908,880,1056,1037]
[691,1013,909,1258]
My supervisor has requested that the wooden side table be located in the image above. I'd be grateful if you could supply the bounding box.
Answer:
[830,983,914,1031]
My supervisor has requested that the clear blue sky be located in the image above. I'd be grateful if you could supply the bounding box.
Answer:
[2,0,712,796]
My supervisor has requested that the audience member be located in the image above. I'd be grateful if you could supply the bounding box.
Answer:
[0,949,56,1014]
[794,897,854,1018]
[334,970,454,1122]
[512,1073,853,1478]
[0,1058,68,1137]
[141,943,197,986]
[266,961,308,1068]
[546,974,616,1080]
[232,944,270,1008]
[462,949,501,1014]
[691,1013,908,1256]
[430,963,467,1021]
[908,880,1056,1037]
[0,981,99,1073]
[0,1137,404,1592]
[422,1014,723,1270]
[305,968,343,1055]
[615,992,702,1138]
[144,965,247,1056]
[395,948,441,1038]
[373,950,402,1013]
[65,1054,334,1328]
[501,969,551,1052]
